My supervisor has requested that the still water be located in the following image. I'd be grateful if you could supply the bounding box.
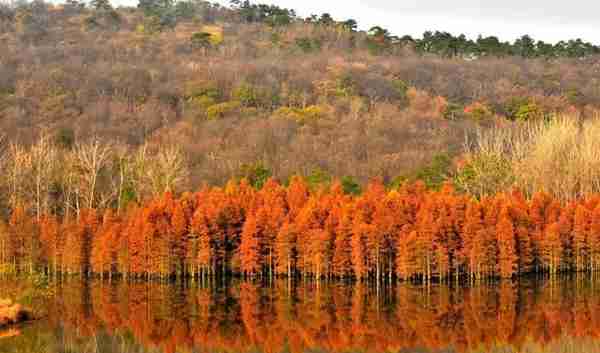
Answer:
[2,277,600,353]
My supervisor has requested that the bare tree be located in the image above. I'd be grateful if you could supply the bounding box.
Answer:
[30,132,57,220]
[111,143,133,214]
[146,145,189,196]
[0,134,6,215]
[131,143,150,203]
[59,150,77,220]
[0,133,5,166]
[74,137,113,210]
[0,134,6,189]
[6,143,32,210]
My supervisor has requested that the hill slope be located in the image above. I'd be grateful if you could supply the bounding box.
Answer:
[0,0,599,203]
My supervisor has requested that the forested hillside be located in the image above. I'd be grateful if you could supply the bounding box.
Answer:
[2,0,600,206]
[3,0,600,280]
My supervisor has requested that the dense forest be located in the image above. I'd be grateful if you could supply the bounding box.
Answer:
[3,0,600,281]
[2,177,600,281]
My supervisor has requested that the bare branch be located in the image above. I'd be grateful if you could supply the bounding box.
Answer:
[147,145,189,196]
[30,132,57,219]
[0,133,6,167]
[6,143,33,209]
[74,137,113,210]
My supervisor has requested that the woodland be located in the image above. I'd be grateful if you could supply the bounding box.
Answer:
[2,0,600,281]
[2,177,600,281]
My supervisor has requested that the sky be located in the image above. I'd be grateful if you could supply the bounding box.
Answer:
[206,0,599,44]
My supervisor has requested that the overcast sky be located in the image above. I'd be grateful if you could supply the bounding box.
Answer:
[207,0,599,44]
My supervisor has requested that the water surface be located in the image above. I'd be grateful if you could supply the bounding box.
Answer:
[2,277,600,353]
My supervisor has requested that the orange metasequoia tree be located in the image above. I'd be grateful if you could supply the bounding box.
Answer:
[497,206,518,279]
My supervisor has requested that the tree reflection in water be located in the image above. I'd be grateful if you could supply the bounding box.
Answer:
[2,278,600,353]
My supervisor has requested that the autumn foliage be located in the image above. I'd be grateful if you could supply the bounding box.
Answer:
[3,178,600,281]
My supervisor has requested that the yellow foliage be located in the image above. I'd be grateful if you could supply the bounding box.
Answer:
[135,24,146,34]
[206,101,241,120]
[201,25,223,45]
[191,95,217,110]
[274,105,327,123]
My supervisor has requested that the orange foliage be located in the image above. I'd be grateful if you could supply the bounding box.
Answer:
[4,177,600,280]
[3,277,600,353]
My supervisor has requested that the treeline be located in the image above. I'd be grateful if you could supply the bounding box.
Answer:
[3,176,600,281]
[414,32,600,59]
[230,0,600,58]
[40,0,600,59]
[4,279,600,353]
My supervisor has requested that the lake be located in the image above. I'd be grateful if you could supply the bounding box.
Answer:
[2,277,600,353]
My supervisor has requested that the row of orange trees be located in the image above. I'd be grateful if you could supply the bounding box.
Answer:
[2,177,600,280]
